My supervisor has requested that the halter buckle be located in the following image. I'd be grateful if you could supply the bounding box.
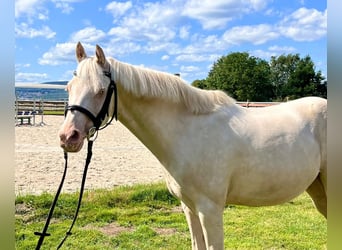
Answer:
[87,127,98,141]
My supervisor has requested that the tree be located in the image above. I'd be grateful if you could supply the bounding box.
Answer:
[191,52,326,101]
[191,79,208,89]
[204,52,274,101]
[270,54,300,100]
[270,54,326,100]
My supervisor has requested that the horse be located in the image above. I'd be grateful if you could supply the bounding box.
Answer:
[59,42,327,250]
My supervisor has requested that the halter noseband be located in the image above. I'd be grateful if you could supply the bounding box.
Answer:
[64,71,118,138]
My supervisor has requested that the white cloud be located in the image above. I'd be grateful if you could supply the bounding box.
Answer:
[15,0,45,18]
[52,0,85,14]
[176,53,220,63]
[16,63,31,70]
[250,49,278,60]
[15,72,49,82]
[180,65,200,72]
[15,23,56,39]
[182,34,227,55]
[70,26,106,43]
[38,43,77,65]
[179,26,190,39]
[54,2,73,14]
[108,1,179,42]
[105,1,132,19]
[223,24,279,45]
[161,55,170,61]
[268,45,296,53]
[278,8,327,41]
[105,41,142,57]
[182,0,270,29]
[250,45,297,61]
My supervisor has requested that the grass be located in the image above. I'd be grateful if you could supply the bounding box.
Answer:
[15,182,327,249]
[43,110,64,115]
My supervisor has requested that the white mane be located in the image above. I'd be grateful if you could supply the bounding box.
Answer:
[108,58,235,114]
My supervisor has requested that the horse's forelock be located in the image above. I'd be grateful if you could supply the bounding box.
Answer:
[74,57,107,92]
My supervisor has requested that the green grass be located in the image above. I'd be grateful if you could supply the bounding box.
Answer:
[43,110,64,115]
[15,183,326,249]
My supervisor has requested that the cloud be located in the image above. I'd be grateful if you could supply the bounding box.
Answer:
[182,0,270,29]
[179,26,190,39]
[250,45,297,61]
[223,24,279,45]
[15,72,49,82]
[278,8,327,41]
[52,0,85,14]
[70,26,106,43]
[15,0,46,18]
[105,1,132,19]
[268,45,296,53]
[15,22,56,39]
[105,41,142,57]
[180,65,200,72]
[108,1,179,42]
[54,2,74,14]
[161,55,170,61]
[176,53,220,63]
[16,63,31,70]
[38,43,77,65]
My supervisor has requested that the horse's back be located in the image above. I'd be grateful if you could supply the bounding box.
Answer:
[269,96,326,167]
[284,97,326,155]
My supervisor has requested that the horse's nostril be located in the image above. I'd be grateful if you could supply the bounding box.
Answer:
[70,130,80,141]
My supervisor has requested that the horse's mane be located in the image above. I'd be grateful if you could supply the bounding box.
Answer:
[108,58,235,114]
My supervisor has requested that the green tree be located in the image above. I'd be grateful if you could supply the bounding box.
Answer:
[192,52,326,101]
[270,54,300,100]
[191,79,208,89]
[270,54,326,100]
[287,55,326,99]
[205,52,274,101]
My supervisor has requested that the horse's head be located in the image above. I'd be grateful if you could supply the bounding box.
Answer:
[59,42,116,152]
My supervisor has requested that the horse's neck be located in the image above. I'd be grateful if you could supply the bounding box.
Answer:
[116,84,184,165]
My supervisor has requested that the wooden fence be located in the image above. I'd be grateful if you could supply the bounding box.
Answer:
[15,99,280,113]
[15,99,67,125]
[15,99,67,113]
[15,99,281,114]
[236,101,280,108]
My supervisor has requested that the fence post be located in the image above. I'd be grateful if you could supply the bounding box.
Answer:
[33,100,36,125]
[40,99,45,125]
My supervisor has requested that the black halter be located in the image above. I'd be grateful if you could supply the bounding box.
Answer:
[65,71,118,136]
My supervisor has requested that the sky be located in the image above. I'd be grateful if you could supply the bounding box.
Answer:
[15,0,327,85]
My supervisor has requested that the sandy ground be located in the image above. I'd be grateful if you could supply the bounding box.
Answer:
[15,115,165,195]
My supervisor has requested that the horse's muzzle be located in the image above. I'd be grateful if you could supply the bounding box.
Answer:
[59,128,85,152]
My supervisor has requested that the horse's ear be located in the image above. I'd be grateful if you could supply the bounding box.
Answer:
[76,42,87,63]
[95,44,106,67]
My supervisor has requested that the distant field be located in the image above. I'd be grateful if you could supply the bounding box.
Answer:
[15,183,326,249]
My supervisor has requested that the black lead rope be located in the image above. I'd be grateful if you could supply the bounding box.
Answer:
[34,152,68,249]
[57,140,93,249]
[35,69,117,249]
[34,140,94,249]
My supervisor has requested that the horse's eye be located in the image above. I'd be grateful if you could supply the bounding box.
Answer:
[73,70,77,76]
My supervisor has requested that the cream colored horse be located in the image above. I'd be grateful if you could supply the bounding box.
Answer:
[59,43,327,250]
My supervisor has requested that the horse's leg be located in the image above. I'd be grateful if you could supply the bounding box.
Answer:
[306,174,327,218]
[197,201,224,250]
[181,202,206,250]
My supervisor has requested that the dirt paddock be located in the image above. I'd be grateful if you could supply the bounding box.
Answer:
[15,115,165,195]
